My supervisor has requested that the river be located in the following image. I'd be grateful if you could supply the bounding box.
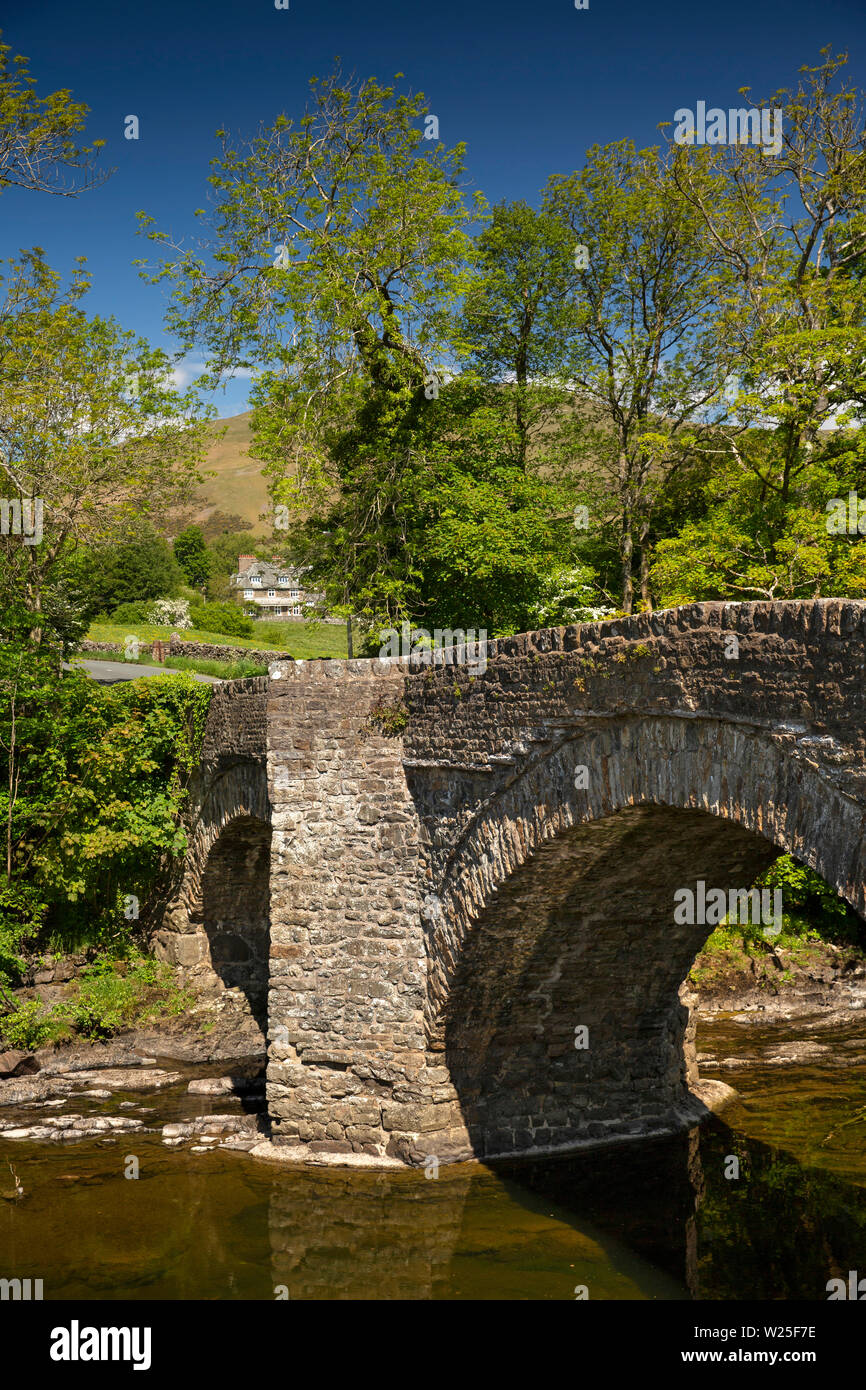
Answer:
[1,1012,865,1300]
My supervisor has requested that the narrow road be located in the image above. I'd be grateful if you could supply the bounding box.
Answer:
[66,660,223,685]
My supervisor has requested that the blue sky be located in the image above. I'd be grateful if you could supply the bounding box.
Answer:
[3,0,866,416]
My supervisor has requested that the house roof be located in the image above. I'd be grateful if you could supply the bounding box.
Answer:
[234,559,306,585]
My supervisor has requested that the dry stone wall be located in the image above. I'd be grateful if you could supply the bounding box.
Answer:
[79,638,290,666]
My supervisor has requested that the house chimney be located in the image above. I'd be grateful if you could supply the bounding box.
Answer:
[237,554,256,573]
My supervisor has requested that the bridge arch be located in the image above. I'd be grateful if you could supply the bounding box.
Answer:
[417,717,866,1160]
[200,812,272,1028]
[155,760,271,1026]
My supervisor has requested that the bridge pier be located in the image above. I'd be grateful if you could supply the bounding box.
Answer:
[264,659,465,1162]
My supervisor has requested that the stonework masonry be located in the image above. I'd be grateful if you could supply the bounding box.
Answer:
[79,637,290,667]
[157,600,866,1167]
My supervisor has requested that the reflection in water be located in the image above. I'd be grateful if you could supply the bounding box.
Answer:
[268,1167,472,1300]
[493,1130,703,1295]
[267,1161,686,1299]
[690,1015,866,1301]
[693,1120,866,1300]
[3,1019,866,1298]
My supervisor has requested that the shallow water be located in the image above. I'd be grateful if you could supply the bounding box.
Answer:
[1,1014,865,1299]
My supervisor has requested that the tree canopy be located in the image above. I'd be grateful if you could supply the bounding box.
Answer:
[0,33,108,196]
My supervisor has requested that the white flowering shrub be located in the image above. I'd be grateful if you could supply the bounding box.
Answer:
[527,567,614,628]
[147,598,193,629]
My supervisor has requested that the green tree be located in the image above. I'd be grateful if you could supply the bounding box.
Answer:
[289,375,592,637]
[663,49,866,596]
[70,526,185,617]
[0,33,108,196]
[173,525,210,594]
[205,530,260,601]
[651,433,866,602]
[0,251,213,635]
[0,567,212,959]
[544,140,730,613]
[139,65,483,631]
[460,200,578,471]
[0,659,211,955]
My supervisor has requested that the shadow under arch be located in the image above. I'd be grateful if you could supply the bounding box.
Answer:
[418,716,866,1161]
[200,813,272,1029]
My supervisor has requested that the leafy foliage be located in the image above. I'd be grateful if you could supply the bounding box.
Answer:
[72,528,186,619]
[757,855,863,948]
[0,953,194,1048]
[188,601,254,638]
[0,33,107,197]
[0,636,212,962]
[173,526,211,591]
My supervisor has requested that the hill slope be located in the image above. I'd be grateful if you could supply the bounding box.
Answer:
[183,412,272,535]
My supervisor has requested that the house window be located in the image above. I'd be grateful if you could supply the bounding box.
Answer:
[250,576,262,587]
[291,605,301,615]
[267,589,276,597]
[273,606,283,616]
[243,589,254,600]
[278,575,290,586]
[289,588,299,599]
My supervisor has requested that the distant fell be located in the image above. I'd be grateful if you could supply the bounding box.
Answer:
[177,412,272,536]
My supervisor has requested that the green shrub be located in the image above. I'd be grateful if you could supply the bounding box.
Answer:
[0,655,212,953]
[58,954,191,1039]
[0,884,47,987]
[189,603,254,638]
[755,855,864,948]
[110,600,151,624]
[0,952,194,1048]
[0,999,65,1050]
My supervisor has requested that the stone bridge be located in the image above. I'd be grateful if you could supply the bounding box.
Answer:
[155,600,866,1167]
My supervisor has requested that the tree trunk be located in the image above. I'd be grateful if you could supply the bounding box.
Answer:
[620,514,634,615]
[515,323,529,472]
[639,514,653,611]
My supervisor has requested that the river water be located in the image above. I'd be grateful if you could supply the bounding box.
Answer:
[2,1013,865,1300]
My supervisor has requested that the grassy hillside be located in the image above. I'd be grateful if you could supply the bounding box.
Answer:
[177,412,272,536]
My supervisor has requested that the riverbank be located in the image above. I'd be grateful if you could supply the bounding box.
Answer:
[689,937,866,1024]
[0,988,268,1147]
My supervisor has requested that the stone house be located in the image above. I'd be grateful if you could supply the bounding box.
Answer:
[232,555,323,620]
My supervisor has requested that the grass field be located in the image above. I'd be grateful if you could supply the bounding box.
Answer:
[87,619,349,660]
